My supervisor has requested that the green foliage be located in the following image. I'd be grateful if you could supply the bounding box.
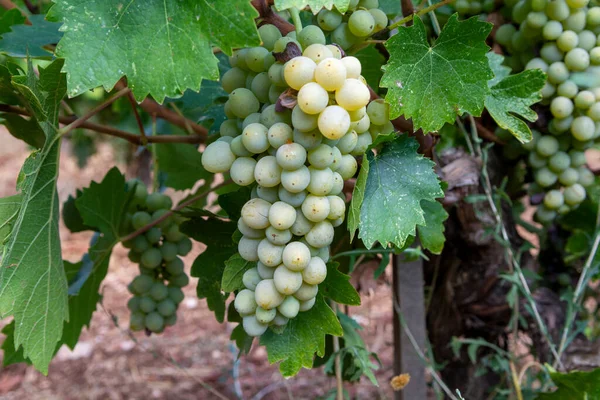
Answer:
[0,194,21,249]
[349,135,444,249]
[156,143,211,191]
[381,15,493,133]
[48,0,260,102]
[485,53,545,143]
[274,0,350,13]
[0,59,67,374]
[0,113,46,148]
[222,253,256,292]
[0,15,62,58]
[261,295,343,377]
[322,262,361,306]
[355,46,385,92]
[418,199,448,254]
[537,367,600,399]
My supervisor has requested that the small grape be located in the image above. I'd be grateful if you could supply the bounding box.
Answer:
[327,195,346,220]
[222,67,247,94]
[540,43,564,63]
[578,167,595,186]
[256,185,279,204]
[150,283,168,301]
[298,25,326,48]
[139,296,156,313]
[145,193,171,213]
[564,183,586,205]
[202,141,236,173]
[303,44,334,64]
[544,190,565,210]
[257,239,285,267]
[293,282,318,301]
[292,105,318,132]
[282,241,312,271]
[255,307,277,324]
[242,268,262,291]
[543,20,563,41]
[307,167,334,196]
[276,143,307,170]
[258,24,282,51]
[272,312,289,326]
[302,256,327,285]
[251,72,271,103]
[169,273,189,288]
[367,99,390,126]
[241,198,272,229]
[547,62,569,84]
[535,167,558,187]
[337,154,358,180]
[351,132,373,156]
[157,299,176,317]
[536,136,559,157]
[336,79,370,111]
[243,315,268,336]
[239,236,261,262]
[331,23,358,50]
[337,130,358,154]
[277,296,300,319]
[299,297,316,312]
[235,289,258,316]
[237,218,265,239]
[348,10,375,37]
[255,279,285,309]
[254,156,282,188]
[548,151,571,172]
[369,8,388,32]
[145,227,162,245]
[536,206,557,224]
[229,88,260,119]
[571,116,595,141]
[168,287,185,304]
[274,265,303,295]
[160,242,179,262]
[575,91,595,110]
[318,106,351,140]
[291,208,314,236]
[314,57,347,91]
[132,235,150,253]
[145,312,165,333]
[564,9,586,32]
[132,274,154,295]
[242,123,270,154]
[284,56,317,90]
[550,96,573,118]
[278,187,307,208]
[268,122,293,148]
[318,9,343,31]
[130,312,145,331]
[298,82,329,114]
[257,261,276,279]
[559,168,580,186]
[578,30,596,51]
[330,172,344,195]
[141,248,162,269]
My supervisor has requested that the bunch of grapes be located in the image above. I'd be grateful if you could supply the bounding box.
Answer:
[452,0,498,16]
[201,17,392,336]
[122,180,192,334]
[495,0,600,222]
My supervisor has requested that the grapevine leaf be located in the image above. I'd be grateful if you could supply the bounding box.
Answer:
[417,199,448,255]
[48,0,260,102]
[182,218,237,322]
[0,113,46,148]
[1,321,30,366]
[0,59,67,374]
[355,46,385,92]
[219,187,252,221]
[0,15,63,58]
[274,0,350,13]
[222,253,256,292]
[0,64,20,104]
[381,15,493,133]
[0,194,21,249]
[323,262,361,306]
[485,53,546,144]
[60,168,131,349]
[62,190,93,233]
[261,294,343,377]
[230,324,254,355]
[156,143,211,191]
[351,135,444,249]
[0,8,25,35]
[379,0,402,17]
[537,367,600,399]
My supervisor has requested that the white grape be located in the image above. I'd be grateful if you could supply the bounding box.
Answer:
[284,56,317,90]
[293,282,318,301]
[257,239,284,267]
[243,315,268,336]
[337,130,358,154]
[351,132,373,155]
[299,297,316,312]
[330,172,344,195]
[293,128,323,150]
[305,220,335,248]
[336,78,370,111]
[326,44,343,59]
[327,195,346,220]
[242,123,270,154]
[349,106,366,121]
[282,241,312,271]
[292,105,319,132]
[272,313,289,326]
[303,43,334,64]
[307,167,334,195]
[241,198,271,229]
[341,56,361,79]
[300,238,320,256]
[330,146,342,172]
[242,268,261,290]
[268,201,297,230]
[231,136,253,157]
[254,155,282,187]
[256,185,279,203]
[291,208,314,236]
[298,82,329,114]
[351,114,370,134]
[276,143,307,170]
[265,226,293,246]
[217,136,233,144]
[267,122,293,148]
[281,165,311,193]
[278,187,307,207]
[337,154,358,179]
[238,236,261,261]
[230,157,257,186]
[277,296,300,319]
[255,307,277,324]
[274,265,304,295]
[302,194,331,222]
[234,289,257,316]
[238,218,265,239]
[302,256,327,285]
[257,261,276,279]
[318,105,351,140]
[307,144,334,169]
[201,141,236,173]
[315,57,347,91]
[317,245,330,262]
[255,279,285,309]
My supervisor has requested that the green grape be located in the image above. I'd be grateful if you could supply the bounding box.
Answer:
[257,261,276,279]
[139,296,156,313]
[292,105,318,132]
[578,30,596,51]
[299,297,316,312]
[261,104,291,128]
[147,193,172,212]
[564,9,586,32]
[327,195,346,220]
[177,237,192,256]
[551,116,574,134]
[145,227,162,244]
[569,150,587,167]
[242,198,272,229]
[542,20,563,41]
[348,10,375,37]
[536,136,559,157]
[527,11,547,29]
[245,47,269,73]
[535,167,558,187]
[351,132,373,156]
[565,48,590,71]
[496,24,517,46]
[331,23,358,50]
[318,9,343,31]
[255,307,277,324]
[536,205,557,224]
[267,122,293,149]
[242,123,269,154]
[588,7,600,26]
[546,0,570,21]
[254,156,282,188]
[302,256,327,285]
[276,143,307,170]
[242,268,262,291]
[239,236,261,262]
[150,283,168,301]
[544,190,565,210]
[306,220,334,248]
[302,194,331,223]
[265,226,293,246]
[267,201,296,230]
[548,151,571,172]
[550,96,574,118]
[330,172,344,195]
[169,272,189,288]
[318,106,351,140]
[336,78,370,111]
[326,44,343,59]
[132,235,150,253]
[559,168,580,186]
[258,24,282,51]
[308,144,334,169]
[367,99,390,126]
[132,274,154,294]
[272,312,289,326]
[201,140,236,173]
[455,0,470,13]
[157,299,176,317]
[358,0,378,7]
[231,157,257,186]
[130,312,146,331]
[547,62,570,85]
[128,297,141,312]
[168,286,185,304]
[273,36,299,53]
[578,167,595,186]
[540,43,564,63]
[293,282,318,301]
[291,208,314,236]
[571,116,595,141]
[307,167,334,196]
[293,129,322,150]
[242,315,268,336]
[273,265,303,295]
[255,279,285,309]
[591,48,600,65]
[469,1,483,14]
[303,43,334,64]
[127,179,148,206]
[298,25,326,48]
[164,314,177,327]
[268,63,286,87]
[132,211,152,230]
[251,72,271,103]
[369,9,388,32]
[277,296,300,319]
[257,239,285,267]
[165,224,184,242]
[269,84,285,103]
[337,130,358,154]
[337,154,358,179]
[282,241,312,271]
[229,88,260,119]
[230,49,248,69]
[160,242,178,262]
[128,250,141,263]
[141,248,162,269]
[575,91,595,110]
[235,289,258,315]
[145,312,165,333]
[221,67,246,94]
[256,185,279,203]
[564,183,587,205]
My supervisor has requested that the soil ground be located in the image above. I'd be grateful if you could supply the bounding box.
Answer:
[0,132,399,400]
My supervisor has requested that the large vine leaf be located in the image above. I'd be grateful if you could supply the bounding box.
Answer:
[349,135,444,249]
[261,295,343,377]
[322,262,360,306]
[355,45,385,92]
[0,59,68,374]
[222,253,256,293]
[275,0,350,13]
[537,367,600,399]
[0,194,21,249]
[181,218,237,322]
[156,143,211,191]
[48,0,260,102]
[485,53,546,143]
[381,14,493,133]
[0,14,63,58]
[417,199,448,255]
[0,113,46,148]
[0,8,25,35]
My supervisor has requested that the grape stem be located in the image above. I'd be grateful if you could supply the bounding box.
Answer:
[119,179,233,243]
[290,7,303,32]
[387,0,456,31]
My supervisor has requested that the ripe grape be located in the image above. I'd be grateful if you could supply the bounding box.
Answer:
[282,241,312,271]
[277,296,300,319]
[293,282,318,301]
[276,143,307,170]
[255,279,285,309]
[243,268,262,291]
[243,315,268,336]
[284,56,316,90]
[314,58,347,91]
[302,256,328,285]
[274,265,303,295]
[298,82,329,114]
[348,10,375,37]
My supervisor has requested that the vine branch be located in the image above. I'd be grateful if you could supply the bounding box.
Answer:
[126,90,148,144]
[387,0,456,31]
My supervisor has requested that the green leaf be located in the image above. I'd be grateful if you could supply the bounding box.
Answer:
[537,367,600,399]
[274,0,350,13]
[62,190,93,233]
[222,253,256,293]
[0,59,67,374]
[354,46,385,92]
[1,321,30,366]
[381,14,493,133]
[48,0,260,102]
[417,199,448,254]
[0,15,63,58]
[485,53,545,143]
[323,262,360,306]
[350,135,444,249]
[261,294,343,377]
[0,8,26,35]
[0,113,46,148]
[230,324,254,355]
[218,187,252,221]
[182,218,237,322]
[156,143,211,191]
[0,64,20,104]
[0,194,21,248]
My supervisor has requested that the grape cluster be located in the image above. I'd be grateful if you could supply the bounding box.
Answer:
[122,180,192,333]
[453,0,497,16]
[201,19,392,336]
[495,0,600,222]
